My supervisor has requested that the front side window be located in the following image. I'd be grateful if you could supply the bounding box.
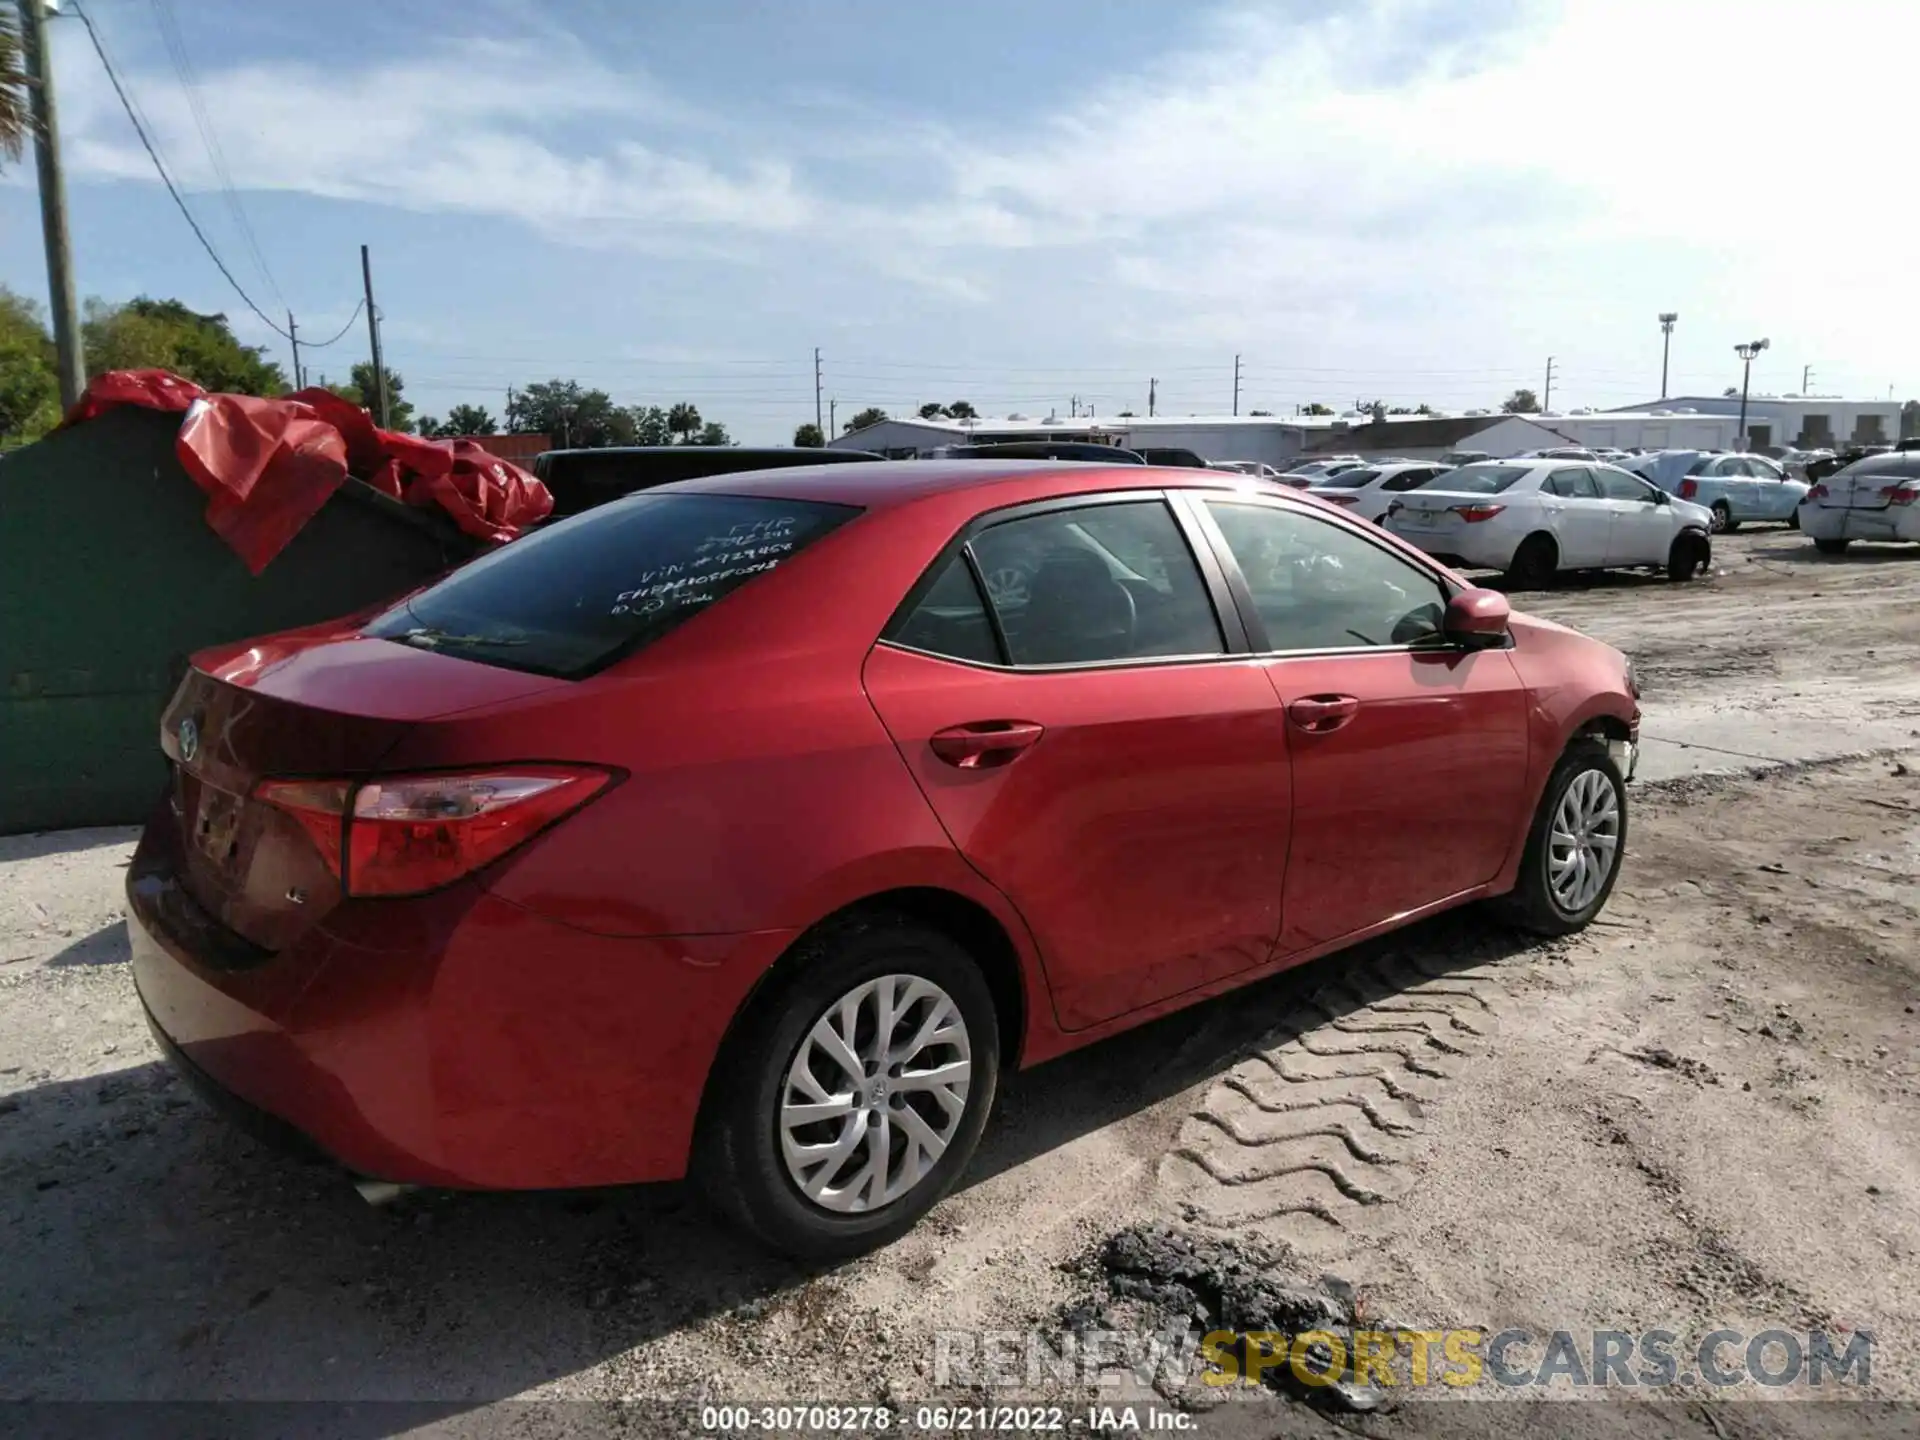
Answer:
[1594,468,1656,502]
[1204,501,1449,651]
[966,501,1224,666]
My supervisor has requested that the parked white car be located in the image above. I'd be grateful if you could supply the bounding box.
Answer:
[1304,461,1455,522]
[1798,452,1920,553]
[1383,459,1715,588]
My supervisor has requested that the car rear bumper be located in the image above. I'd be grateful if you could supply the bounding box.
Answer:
[1799,504,1920,543]
[127,810,792,1190]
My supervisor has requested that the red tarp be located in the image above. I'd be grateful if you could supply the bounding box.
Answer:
[58,369,553,575]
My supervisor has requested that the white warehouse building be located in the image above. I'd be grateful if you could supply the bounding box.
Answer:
[1603,395,1899,452]
[828,406,1742,465]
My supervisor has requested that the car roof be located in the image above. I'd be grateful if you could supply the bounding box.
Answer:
[655,458,1281,511]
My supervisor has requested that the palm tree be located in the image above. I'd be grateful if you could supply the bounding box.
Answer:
[667,402,701,444]
[1,9,31,164]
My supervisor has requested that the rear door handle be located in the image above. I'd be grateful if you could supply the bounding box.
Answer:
[929,721,1046,769]
[1287,694,1360,734]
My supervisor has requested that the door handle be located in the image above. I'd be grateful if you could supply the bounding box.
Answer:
[929,721,1046,769]
[1288,694,1360,734]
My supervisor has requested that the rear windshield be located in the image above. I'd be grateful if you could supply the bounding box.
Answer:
[1318,468,1379,488]
[1428,463,1524,494]
[364,494,860,678]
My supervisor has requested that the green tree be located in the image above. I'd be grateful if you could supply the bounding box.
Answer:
[946,400,978,420]
[1248,408,1273,417]
[627,404,672,445]
[435,402,497,436]
[83,297,287,396]
[667,402,702,443]
[1302,402,1335,416]
[1501,388,1541,414]
[344,362,415,433]
[793,422,825,447]
[845,406,888,433]
[507,379,629,447]
[0,286,58,447]
[1902,399,1919,441]
[917,402,948,420]
[694,420,733,446]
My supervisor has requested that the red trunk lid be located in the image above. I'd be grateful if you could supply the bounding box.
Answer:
[156,629,569,950]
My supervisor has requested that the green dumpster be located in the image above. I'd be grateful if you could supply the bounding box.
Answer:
[1,405,482,835]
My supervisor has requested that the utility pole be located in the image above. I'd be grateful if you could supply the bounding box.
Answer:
[1801,364,1814,394]
[829,398,837,436]
[1658,313,1677,399]
[1543,356,1557,413]
[1148,378,1157,417]
[1232,354,1242,416]
[813,347,823,434]
[360,244,390,428]
[287,311,303,391]
[21,0,85,410]
[1733,338,1770,451]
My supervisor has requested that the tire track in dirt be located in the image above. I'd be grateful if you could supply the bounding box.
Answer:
[1157,945,1512,1246]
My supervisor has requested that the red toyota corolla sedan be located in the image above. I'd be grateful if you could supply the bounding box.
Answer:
[127,461,1639,1257]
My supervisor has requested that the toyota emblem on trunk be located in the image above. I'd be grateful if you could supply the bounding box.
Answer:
[178,717,199,763]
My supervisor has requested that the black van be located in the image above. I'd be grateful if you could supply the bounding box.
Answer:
[533,446,884,519]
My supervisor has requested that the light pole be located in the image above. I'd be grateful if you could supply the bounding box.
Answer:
[1733,338,1769,451]
[1658,313,1678,399]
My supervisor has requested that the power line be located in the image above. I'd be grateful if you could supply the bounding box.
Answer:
[299,299,365,349]
[70,0,291,341]
[148,0,285,310]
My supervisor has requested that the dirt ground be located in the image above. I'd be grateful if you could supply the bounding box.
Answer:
[2,530,1917,1438]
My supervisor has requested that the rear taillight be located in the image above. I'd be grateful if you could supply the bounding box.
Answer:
[255,766,612,897]
[1806,483,1828,500]
[1887,486,1917,506]
[1678,479,1698,500]
[1450,503,1506,523]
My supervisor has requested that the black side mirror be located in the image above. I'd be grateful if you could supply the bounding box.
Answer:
[1651,490,1669,505]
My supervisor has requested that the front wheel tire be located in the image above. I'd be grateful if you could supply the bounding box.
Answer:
[695,915,1000,1260]
[1666,532,1707,582]
[1494,740,1627,936]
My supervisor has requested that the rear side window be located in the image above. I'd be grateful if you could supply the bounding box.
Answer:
[1319,468,1379,489]
[967,501,1224,666]
[366,494,859,678]
[1544,467,1597,498]
[889,554,1001,665]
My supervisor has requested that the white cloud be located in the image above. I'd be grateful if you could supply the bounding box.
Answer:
[56,0,1920,403]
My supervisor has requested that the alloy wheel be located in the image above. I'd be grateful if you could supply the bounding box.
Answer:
[779,974,972,1213]
[1547,769,1620,913]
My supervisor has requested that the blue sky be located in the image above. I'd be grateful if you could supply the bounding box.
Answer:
[2,0,1912,442]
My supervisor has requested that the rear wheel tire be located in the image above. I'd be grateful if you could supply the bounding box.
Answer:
[694,914,1000,1260]
[1666,532,1707,582]
[1505,534,1558,590]
[1494,740,1626,936]
[1814,537,1852,555]
[1710,500,1738,534]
